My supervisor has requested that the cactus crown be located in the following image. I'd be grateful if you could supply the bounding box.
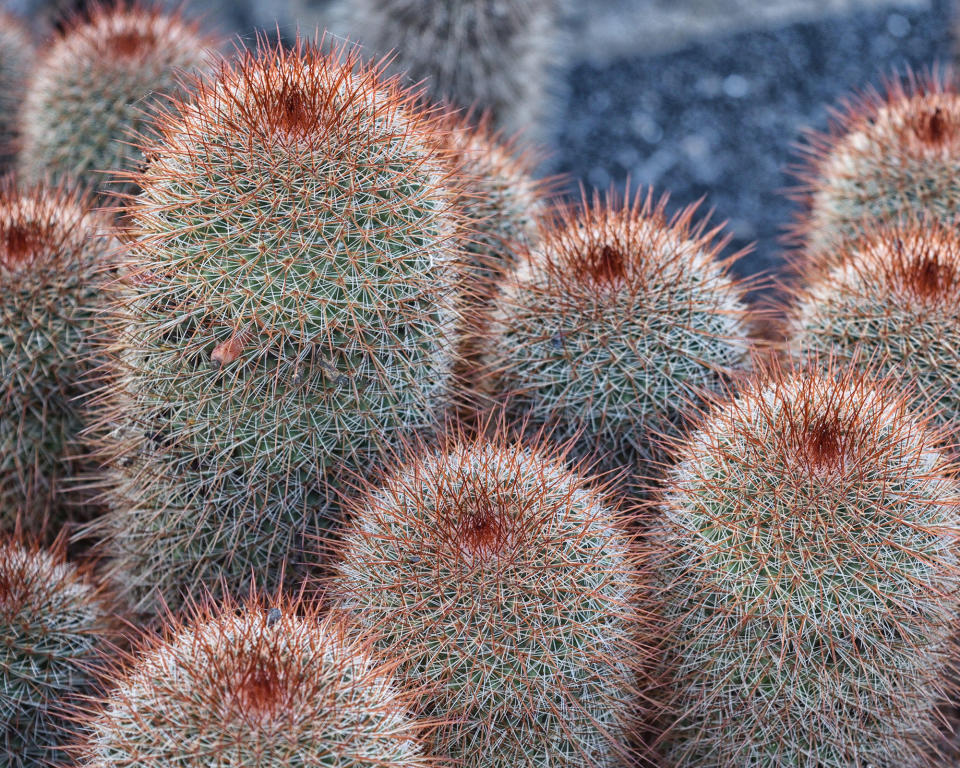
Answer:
[333,430,643,768]
[80,597,435,768]
[651,365,960,768]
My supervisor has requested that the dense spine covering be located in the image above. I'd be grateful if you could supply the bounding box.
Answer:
[485,190,753,483]
[332,433,644,768]
[87,37,467,612]
[0,12,33,167]
[328,0,559,138]
[789,221,960,430]
[79,598,435,768]
[17,4,213,200]
[1,536,112,768]
[795,71,960,259]
[649,366,960,767]
[0,179,115,537]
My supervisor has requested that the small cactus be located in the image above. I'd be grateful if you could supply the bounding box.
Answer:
[484,189,754,485]
[649,365,960,768]
[796,71,960,259]
[18,4,213,201]
[1,535,113,768]
[0,178,115,537]
[79,597,435,768]
[328,0,559,138]
[332,432,644,768]
[88,37,467,612]
[0,12,33,167]
[789,221,960,432]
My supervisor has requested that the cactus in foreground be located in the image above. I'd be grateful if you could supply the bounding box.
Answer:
[1,536,113,768]
[87,37,467,612]
[328,0,559,138]
[796,71,960,259]
[18,5,213,200]
[649,366,960,768]
[485,190,753,485]
[79,598,434,768]
[0,179,115,537]
[332,433,644,768]
[0,12,33,167]
[790,221,960,431]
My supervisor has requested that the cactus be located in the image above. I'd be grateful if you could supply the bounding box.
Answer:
[0,179,116,538]
[1,535,113,768]
[789,220,960,433]
[795,71,960,260]
[649,366,960,768]
[17,4,213,201]
[0,12,33,168]
[332,433,643,768]
[328,0,559,138]
[79,597,435,768]
[484,189,754,486]
[86,37,467,612]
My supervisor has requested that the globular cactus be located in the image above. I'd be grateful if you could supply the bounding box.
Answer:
[796,71,960,259]
[332,432,644,768]
[484,190,754,486]
[18,4,213,201]
[649,366,960,768]
[87,37,468,612]
[0,179,115,537]
[789,221,960,432]
[0,12,33,167]
[328,0,559,138]
[78,597,435,768]
[1,535,113,768]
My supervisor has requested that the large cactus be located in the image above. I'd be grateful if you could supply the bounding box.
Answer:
[649,365,960,767]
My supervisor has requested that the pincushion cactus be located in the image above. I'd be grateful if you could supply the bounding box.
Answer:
[796,71,960,259]
[87,37,467,612]
[649,366,960,768]
[18,4,213,200]
[789,221,960,431]
[328,0,559,138]
[0,179,115,537]
[79,598,435,768]
[0,12,33,167]
[484,190,753,484]
[1,536,113,768]
[332,434,644,768]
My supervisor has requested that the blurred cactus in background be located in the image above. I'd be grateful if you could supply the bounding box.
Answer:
[0,11,33,168]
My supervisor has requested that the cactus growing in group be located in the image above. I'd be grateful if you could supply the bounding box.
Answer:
[18,4,213,201]
[79,597,435,768]
[0,179,116,537]
[789,220,960,431]
[87,37,468,612]
[649,365,960,768]
[328,0,559,138]
[332,432,644,768]
[1,535,113,768]
[484,189,754,485]
[796,71,960,259]
[0,12,33,167]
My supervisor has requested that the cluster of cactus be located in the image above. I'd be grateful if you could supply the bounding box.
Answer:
[1,534,113,767]
[18,4,213,200]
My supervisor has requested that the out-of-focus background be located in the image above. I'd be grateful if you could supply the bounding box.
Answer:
[4,0,955,275]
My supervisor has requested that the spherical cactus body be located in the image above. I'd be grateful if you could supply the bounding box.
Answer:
[485,190,753,485]
[79,598,434,768]
[790,221,960,432]
[0,12,33,167]
[0,179,115,537]
[328,0,559,138]
[796,72,960,259]
[650,366,960,768]
[18,5,213,200]
[332,433,644,768]
[1,536,113,768]
[89,37,468,612]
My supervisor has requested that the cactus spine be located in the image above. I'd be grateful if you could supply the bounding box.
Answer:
[332,433,644,768]
[649,366,960,767]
